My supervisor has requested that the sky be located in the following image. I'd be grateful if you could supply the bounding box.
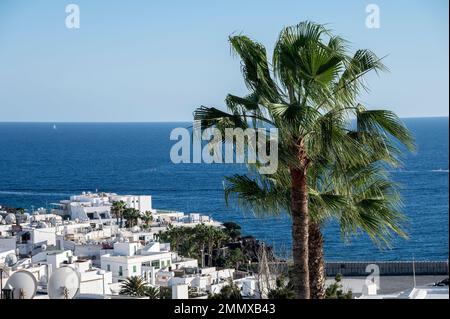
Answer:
[0,0,448,122]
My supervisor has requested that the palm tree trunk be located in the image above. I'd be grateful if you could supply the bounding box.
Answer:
[290,164,310,299]
[208,243,213,267]
[308,221,325,299]
[201,244,205,268]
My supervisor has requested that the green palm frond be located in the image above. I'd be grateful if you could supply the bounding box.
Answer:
[224,173,288,217]
[356,106,416,152]
[119,276,149,297]
[229,35,280,101]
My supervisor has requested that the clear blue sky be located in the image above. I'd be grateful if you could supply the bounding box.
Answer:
[0,0,448,122]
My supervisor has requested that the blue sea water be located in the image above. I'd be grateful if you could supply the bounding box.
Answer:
[0,118,448,261]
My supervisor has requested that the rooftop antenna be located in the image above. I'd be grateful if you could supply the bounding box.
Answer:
[48,267,80,299]
[4,270,37,299]
[257,242,272,299]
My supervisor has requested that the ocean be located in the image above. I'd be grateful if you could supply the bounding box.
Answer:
[0,118,448,261]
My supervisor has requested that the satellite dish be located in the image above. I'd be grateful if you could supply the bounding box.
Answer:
[5,213,16,224]
[41,244,47,251]
[5,253,18,267]
[48,267,80,299]
[4,270,38,299]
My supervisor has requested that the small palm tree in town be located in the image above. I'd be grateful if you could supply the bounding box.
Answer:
[208,280,242,299]
[123,208,141,228]
[119,276,149,297]
[194,21,414,298]
[193,224,210,267]
[222,222,242,241]
[158,225,185,253]
[145,286,160,299]
[111,201,126,228]
[142,211,153,229]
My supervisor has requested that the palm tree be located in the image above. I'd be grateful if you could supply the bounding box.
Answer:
[205,226,216,267]
[142,211,153,229]
[222,222,242,241]
[158,225,186,253]
[225,158,409,298]
[145,286,160,299]
[213,227,228,265]
[194,21,414,298]
[193,224,210,267]
[123,208,140,228]
[267,276,295,299]
[111,201,126,228]
[226,248,247,270]
[119,276,149,297]
[325,274,352,299]
[208,280,242,299]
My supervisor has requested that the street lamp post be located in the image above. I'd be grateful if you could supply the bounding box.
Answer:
[0,266,4,299]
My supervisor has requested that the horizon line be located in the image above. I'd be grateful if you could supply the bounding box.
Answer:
[0,115,448,124]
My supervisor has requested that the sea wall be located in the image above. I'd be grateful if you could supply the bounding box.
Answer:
[325,261,449,276]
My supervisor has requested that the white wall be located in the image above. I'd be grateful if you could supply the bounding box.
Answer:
[102,259,141,282]
[31,228,57,246]
[79,270,113,295]
[101,252,172,283]
[47,250,73,269]
[0,237,16,251]
[172,284,189,299]
[113,242,140,256]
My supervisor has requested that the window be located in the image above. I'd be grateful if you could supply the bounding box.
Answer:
[118,266,123,276]
[133,265,137,273]
[151,260,160,270]
[107,264,111,272]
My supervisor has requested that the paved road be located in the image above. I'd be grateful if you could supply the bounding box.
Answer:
[326,275,448,295]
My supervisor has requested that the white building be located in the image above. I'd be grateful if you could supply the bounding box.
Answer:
[109,195,155,214]
[154,210,222,228]
[51,192,156,221]
[100,241,172,283]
